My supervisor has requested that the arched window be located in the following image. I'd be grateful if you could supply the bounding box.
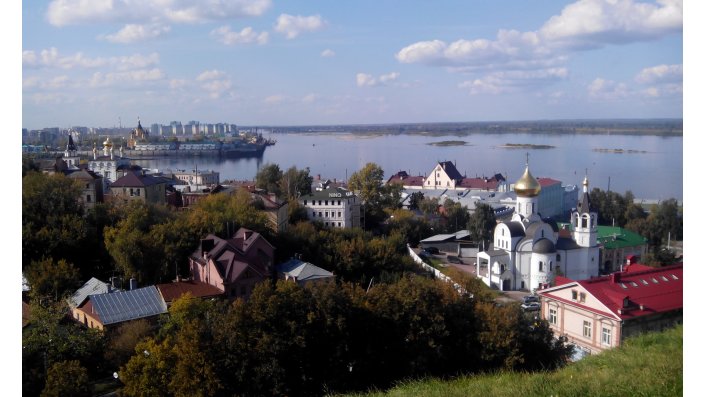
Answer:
[539,261,544,272]
[582,214,589,228]
[549,261,553,271]
[557,254,561,262]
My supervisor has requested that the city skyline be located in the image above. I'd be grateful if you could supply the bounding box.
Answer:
[22,1,683,130]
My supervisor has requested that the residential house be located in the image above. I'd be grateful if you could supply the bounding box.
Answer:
[189,228,275,299]
[537,263,682,357]
[250,190,289,233]
[276,258,335,286]
[67,169,104,209]
[109,171,167,205]
[73,285,167,331]
[597,227,649,274]
[299,186,361,228]
[156,279,224,306]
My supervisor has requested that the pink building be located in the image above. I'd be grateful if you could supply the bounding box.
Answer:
[538,263,682,357]
[189,228,275,299]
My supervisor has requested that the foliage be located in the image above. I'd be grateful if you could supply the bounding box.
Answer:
[104,319,154,369]
[279,165,314,199]
[25,257,81,302]
[418,196,440,217]
[255,163,284,197]
[348,163,402,228]
[40,360,91,397]
[407,191,424,211]
[442,198,470,233]
[23,301,106,396]
[22,172,87,268]
[383,208,434,247]
[337,325,682,397]
[23,156,41,176]
[467,203,496,248]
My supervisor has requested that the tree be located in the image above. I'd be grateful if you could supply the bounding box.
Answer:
[22,172,87,268]
[348,163,400,227]
[468,203,496,248]
[255,163,283,197]
[105,319,153,369]
[41,360,91,397]
[407,191,424,211]
[418,196,440,217]
[279,166,313,199]
[442,198,470,233]
[25,257,81,302]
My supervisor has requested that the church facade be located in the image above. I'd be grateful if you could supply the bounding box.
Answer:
[476,163,600,292]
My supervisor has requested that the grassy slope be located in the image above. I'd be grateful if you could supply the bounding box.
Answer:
[340,325,682,397]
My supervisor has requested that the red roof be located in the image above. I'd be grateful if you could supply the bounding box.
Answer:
[156,280,223,302]
[457,177,501,190]
[536,177,561,187]
[542,264,682,321]
[387,171,424,187]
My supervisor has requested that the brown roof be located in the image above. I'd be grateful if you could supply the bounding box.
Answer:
[156,280,223,302]
[111,171,165,188]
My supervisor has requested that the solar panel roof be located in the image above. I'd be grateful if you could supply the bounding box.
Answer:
[90,286,167,325]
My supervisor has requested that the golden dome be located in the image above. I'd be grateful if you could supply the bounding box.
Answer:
[514,166,541,197]
[103,137,113,147]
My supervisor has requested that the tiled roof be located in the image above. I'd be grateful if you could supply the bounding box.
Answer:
[536,177,561,187]
[191,228,273,282]
[110,172,165,187]
[541,263,682,321]
[156,280,223,302]
[88,286,167,325]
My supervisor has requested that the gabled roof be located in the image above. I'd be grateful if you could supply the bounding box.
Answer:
[537,177,561,187]
[277,259,334,282]
[156,280,223,302]
[68,277,111,308]
[67,169,102,181]
[88,286,167,325]
[540,263,682,321]
[191,228,273,282]
[437,161,463,181]
[387,171,425,187]
[457,175,505,190]
[111,171,163,187]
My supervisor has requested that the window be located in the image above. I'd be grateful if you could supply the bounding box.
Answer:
[539,261,544,272]
[130,188,134,196]
[338,211,342,217]
[318,200,322,205]
[583,321,592,338]
[549,261,553,271]
[338,200,341,205]
[557,254,561,262]
[549,308,557,325]
[86,183,90,189]
[501,229,504,236]
[318,212,322,217]
[325,211,329,217]
[602,328,612,345]
[325,200,328,205]
[671,274,679,280]
[136,188,140,196]
[311,212,315,217]
[571,290,578,300]
[338,222,341,227]
[86,194,92,203]
[304,200,307,205]
[579,292,586,303]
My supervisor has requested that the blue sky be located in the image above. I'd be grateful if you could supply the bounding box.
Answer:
[21,0,683,129]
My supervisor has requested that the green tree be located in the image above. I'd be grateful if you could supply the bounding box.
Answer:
[105,319,153,369]
[22,172,87,268]
[442,198,470,233]
[279,166,313,199]
[119,337,177,397]
[348,163,401,227]
[418,196,440,217]
[255,163,283,197]
[41,360,91,397]
[25,257,81,302]
[468,203,496,248]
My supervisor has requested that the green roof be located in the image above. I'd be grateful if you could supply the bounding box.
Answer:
[300,187,357,200]
[558,223,647,249]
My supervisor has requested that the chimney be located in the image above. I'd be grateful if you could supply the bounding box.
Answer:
[201,238,215,258]
[610,272,620,283]
[129,278,137,290]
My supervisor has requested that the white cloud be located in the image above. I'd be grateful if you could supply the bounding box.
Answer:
[103,24,171,44]
[47,0,272,27]
[42,75,71,89]
[635,64,682,84]
[396,0,682,69]
[23,76,40,89]
[274,14,326,39]
[320,49,336,58]
[458,68,568,95]
[196,69,232,99]
[264,94,286,104]
[90,68,165,87]
[356,72,400,87]
[211,26,269,45]
[22,47,160,71]
[302,93,318,103]
[587,77,629,100]
[169,79,189,90]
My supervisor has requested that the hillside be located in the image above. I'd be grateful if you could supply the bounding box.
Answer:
[339,325,682,397]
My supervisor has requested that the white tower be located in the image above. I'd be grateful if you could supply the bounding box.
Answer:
[513,156,541,222]
[572,175,598,248]
[63,134,80,168]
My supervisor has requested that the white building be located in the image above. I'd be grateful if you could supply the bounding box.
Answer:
[476,163,600,292]
[87,137,131,188]
[299,187,362,228]
[171,169,220,186]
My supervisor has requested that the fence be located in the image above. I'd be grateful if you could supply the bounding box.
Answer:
[407,244,470,297]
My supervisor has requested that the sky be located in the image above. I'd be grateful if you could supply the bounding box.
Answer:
[19,0,684,130]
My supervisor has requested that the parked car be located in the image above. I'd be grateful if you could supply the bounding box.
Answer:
[521,302,540,311]
[424,247,440,254]
[522,295,539,304]
[447,255,463,264]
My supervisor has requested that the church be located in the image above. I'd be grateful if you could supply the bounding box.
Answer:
[476,161,600,292]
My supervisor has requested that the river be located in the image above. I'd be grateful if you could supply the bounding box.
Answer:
[130,132,683,201]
